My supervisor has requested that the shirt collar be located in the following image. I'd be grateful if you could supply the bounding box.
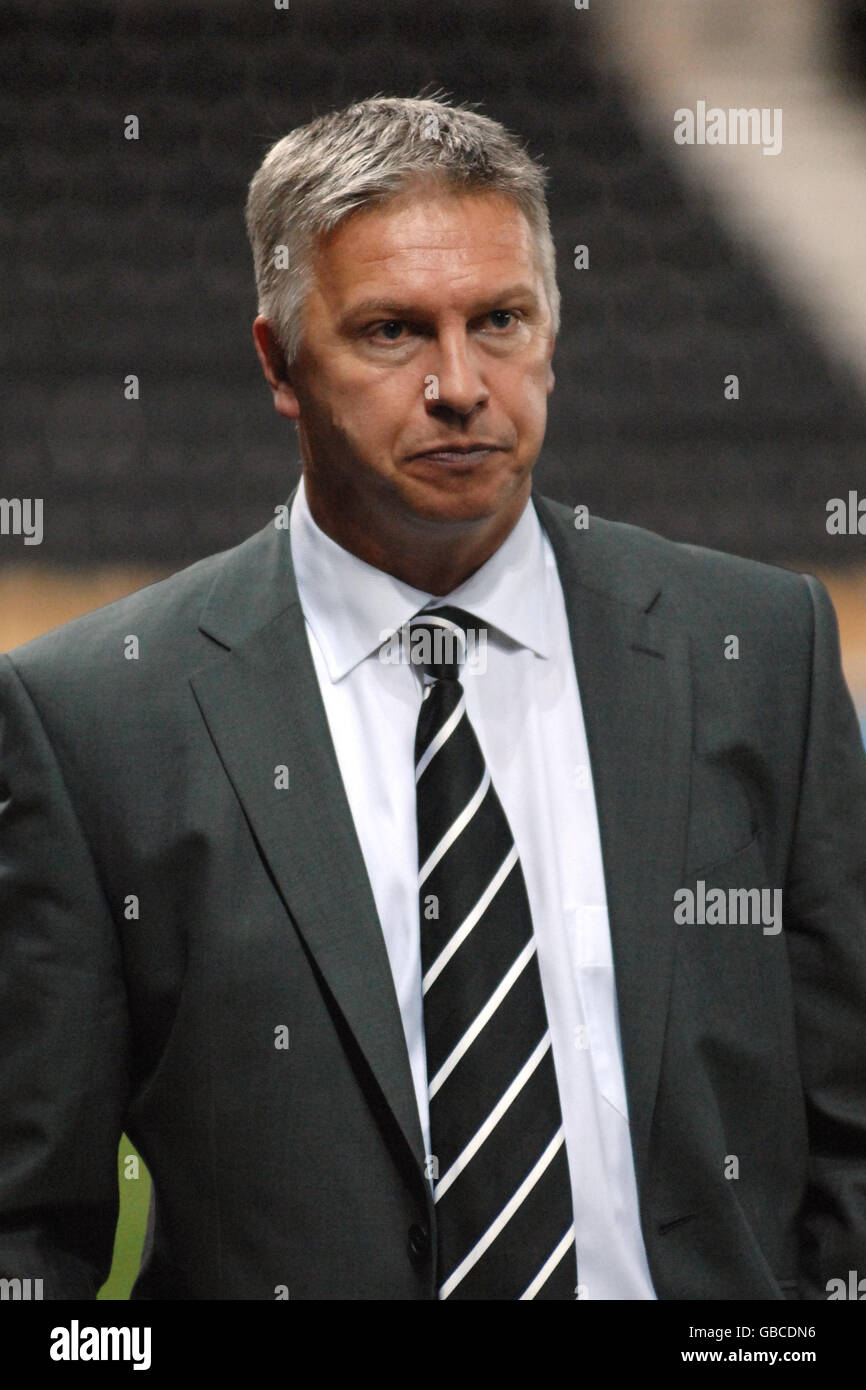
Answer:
[290,473,552,682]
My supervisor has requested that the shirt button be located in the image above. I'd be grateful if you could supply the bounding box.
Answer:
[407,1223,431,1264]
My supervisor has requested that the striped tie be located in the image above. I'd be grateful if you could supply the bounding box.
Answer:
[410,605,578,1300]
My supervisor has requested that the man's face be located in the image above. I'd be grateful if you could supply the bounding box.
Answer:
[254,180,555,570]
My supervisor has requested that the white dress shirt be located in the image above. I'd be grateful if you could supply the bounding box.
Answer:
[289,474,657,1300]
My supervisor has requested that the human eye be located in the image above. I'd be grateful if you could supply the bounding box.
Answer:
[369,319,411,343]
[482,308,523,332]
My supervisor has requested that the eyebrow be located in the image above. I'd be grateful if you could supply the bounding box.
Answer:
[339,283,541,328]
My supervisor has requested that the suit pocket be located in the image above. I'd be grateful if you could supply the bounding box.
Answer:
[677,835,782,950]
[687,831,760,881]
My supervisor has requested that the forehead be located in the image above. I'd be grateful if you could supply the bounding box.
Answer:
[309,185,541,310]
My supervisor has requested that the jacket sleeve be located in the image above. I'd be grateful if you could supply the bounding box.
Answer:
[785,576,866,1298]
[0,652,129,1298]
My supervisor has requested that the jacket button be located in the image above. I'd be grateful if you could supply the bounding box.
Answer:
[407,1223,430,1263]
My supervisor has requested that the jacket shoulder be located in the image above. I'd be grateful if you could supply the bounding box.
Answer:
[534,493,817,634]
[4,523,274,682]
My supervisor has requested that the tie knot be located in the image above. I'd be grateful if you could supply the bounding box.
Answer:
[408,605,481,682]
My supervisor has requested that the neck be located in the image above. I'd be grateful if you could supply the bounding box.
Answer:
[303,478,530,595]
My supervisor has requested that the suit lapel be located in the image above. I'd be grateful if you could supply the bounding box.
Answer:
[532,492,693,1192]
[189,495,429,1190]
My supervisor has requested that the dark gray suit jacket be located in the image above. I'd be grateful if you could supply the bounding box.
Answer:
[1,488,865,1299]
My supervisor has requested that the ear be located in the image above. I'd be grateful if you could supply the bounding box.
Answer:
[252,317,300,420]
[546,333,556,395]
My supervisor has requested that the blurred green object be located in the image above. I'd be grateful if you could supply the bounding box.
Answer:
[97,1136,150,1300]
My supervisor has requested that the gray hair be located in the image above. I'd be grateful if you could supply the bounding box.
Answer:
[245,93,560,366]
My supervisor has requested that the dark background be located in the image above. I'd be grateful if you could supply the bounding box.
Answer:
[2,0,865,567]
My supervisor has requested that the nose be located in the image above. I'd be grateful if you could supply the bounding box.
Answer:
[426,328,490,420]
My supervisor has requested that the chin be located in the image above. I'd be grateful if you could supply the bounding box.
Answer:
[404,485,523,530]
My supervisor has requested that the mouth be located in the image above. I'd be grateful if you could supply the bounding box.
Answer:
[408,446,501,471]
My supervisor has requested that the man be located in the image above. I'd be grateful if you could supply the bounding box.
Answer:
[1,95,865,1301]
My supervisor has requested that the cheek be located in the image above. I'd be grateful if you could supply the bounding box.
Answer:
[350,376,424,450]
[326,380,410,460]
[312,372,380,435]
[502,362,550,423]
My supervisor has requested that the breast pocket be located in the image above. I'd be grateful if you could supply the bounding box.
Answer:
[678,834,781,952]
[686,831,761,881]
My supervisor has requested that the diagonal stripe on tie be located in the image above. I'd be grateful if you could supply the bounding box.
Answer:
[433,1032,552,1200]
[422,844,520,993]
[427,937,538,1098]
[520,1225,577,1300]
[429,946,553,1157]
[410,604,578,1300]
[418,766,491,885]
[438,1129,566,1297]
